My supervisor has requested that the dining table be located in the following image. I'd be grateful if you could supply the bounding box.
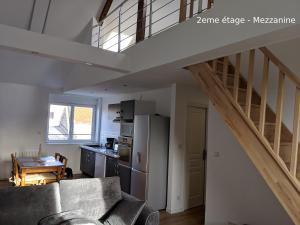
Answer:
[16,156,64,186]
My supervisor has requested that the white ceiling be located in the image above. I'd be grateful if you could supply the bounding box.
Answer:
[0,47,72,89]
[67,66,197,96]
[0,0,34,29]
[2,0,300,97]
[0,0,104,41]
[0,46,126,91]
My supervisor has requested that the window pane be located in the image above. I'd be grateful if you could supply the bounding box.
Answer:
[73,106,94,140]
[48,104,71,140]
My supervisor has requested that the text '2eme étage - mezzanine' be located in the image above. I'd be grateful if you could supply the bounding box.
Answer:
[197,16,296,26]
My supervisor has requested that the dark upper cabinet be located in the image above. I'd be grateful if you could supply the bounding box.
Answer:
[120,100,135,122]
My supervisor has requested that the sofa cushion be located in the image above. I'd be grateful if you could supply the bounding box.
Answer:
[60,177,122,220]
[122,192,160,225]
[0,183,61,225]
[101,197,145,225]
[38,210,102,225]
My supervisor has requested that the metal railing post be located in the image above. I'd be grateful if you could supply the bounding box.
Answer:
[118,7,122,53]
[98,25,101,48]
[149,0,153,37]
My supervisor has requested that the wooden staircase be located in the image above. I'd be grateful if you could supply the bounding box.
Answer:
[187,48,300,224]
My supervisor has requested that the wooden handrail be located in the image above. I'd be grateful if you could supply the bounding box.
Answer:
[260,47,300,87]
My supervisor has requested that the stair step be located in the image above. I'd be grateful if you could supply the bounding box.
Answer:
[215,72,247,89]
[254,122,292,143]
[284,162,300,179]
[239,104,276,123]
[216,60,235,74]
[227,86,261,105]
[269,142,300,164]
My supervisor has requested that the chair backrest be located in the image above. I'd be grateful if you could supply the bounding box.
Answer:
[54,153,68,178]
[11,153,19,185]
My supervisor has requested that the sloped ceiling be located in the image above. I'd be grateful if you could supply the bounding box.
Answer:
[0,0,105,41]
[0,0,35,29]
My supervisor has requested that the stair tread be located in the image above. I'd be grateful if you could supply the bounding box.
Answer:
[227,86,247,92]
[216,71,235,77]
[239,103,261,108]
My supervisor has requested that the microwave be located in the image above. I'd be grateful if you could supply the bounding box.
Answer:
[118,136,133,167]
[120,122,134,137]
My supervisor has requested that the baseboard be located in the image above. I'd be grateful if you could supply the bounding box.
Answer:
[166,207,185,214]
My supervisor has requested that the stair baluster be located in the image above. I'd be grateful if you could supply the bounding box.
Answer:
[291,88,300,176]
[274,71,285,155]
[223,56,229,86]
[259,55,270,135]
[233,53,241,102]
[245,49,255,117]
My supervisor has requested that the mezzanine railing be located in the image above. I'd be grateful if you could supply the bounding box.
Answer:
[92,0,214,52]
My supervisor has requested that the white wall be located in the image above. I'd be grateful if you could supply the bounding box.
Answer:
[125,0,300,74]
[99,84,210,214]
[0,82,82,179]
[100,87,172,143]
[167,83,209,213]
[205,103,294,225]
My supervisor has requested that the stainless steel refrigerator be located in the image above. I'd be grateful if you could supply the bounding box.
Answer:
[131,115,170,211]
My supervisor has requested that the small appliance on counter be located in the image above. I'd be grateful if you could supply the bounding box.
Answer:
[105,138,117,150]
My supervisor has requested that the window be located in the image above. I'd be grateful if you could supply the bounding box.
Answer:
[47,94,100,144]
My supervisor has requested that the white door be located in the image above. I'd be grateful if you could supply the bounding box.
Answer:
[185,106,207,209]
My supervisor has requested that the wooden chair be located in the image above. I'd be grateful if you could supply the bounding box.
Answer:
[10,154,45,186]
[54,153,68,179]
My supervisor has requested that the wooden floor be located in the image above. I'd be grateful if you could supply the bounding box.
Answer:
[0,179,205,225]
[160,207,205,225]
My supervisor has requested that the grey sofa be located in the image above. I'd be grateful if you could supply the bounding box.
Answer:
[0,177,159,225]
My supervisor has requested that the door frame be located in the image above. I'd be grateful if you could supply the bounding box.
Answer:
[183,104,208,210]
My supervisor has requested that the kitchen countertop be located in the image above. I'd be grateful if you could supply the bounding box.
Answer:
[80,145,119,159]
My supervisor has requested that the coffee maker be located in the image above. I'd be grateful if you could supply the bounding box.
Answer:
[105,138,116,149]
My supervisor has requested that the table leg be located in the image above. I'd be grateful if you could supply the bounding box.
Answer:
[21,169,26,186]
[57,166,62,181]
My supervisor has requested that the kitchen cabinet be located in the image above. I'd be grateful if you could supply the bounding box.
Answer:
[94,153,106,178]
[80,148,95,177]
[119,164,131,193]
[120,100,156,123]
[105,157,119,177]
[120,100,135,121]
[81,148,119,178]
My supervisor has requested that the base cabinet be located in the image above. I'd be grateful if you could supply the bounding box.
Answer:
[80,148,95,177]
[81,148,119,178]
[94,154,106,178]
[119,164,131,194]
[105,157,119,177]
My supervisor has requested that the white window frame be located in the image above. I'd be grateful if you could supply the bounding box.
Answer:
[47,94,101,144]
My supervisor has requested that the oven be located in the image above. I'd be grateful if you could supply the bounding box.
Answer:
[118,136,133,167]
[120,122,134,137]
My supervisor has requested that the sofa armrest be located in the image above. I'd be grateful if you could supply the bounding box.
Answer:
[122,192,160,225]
